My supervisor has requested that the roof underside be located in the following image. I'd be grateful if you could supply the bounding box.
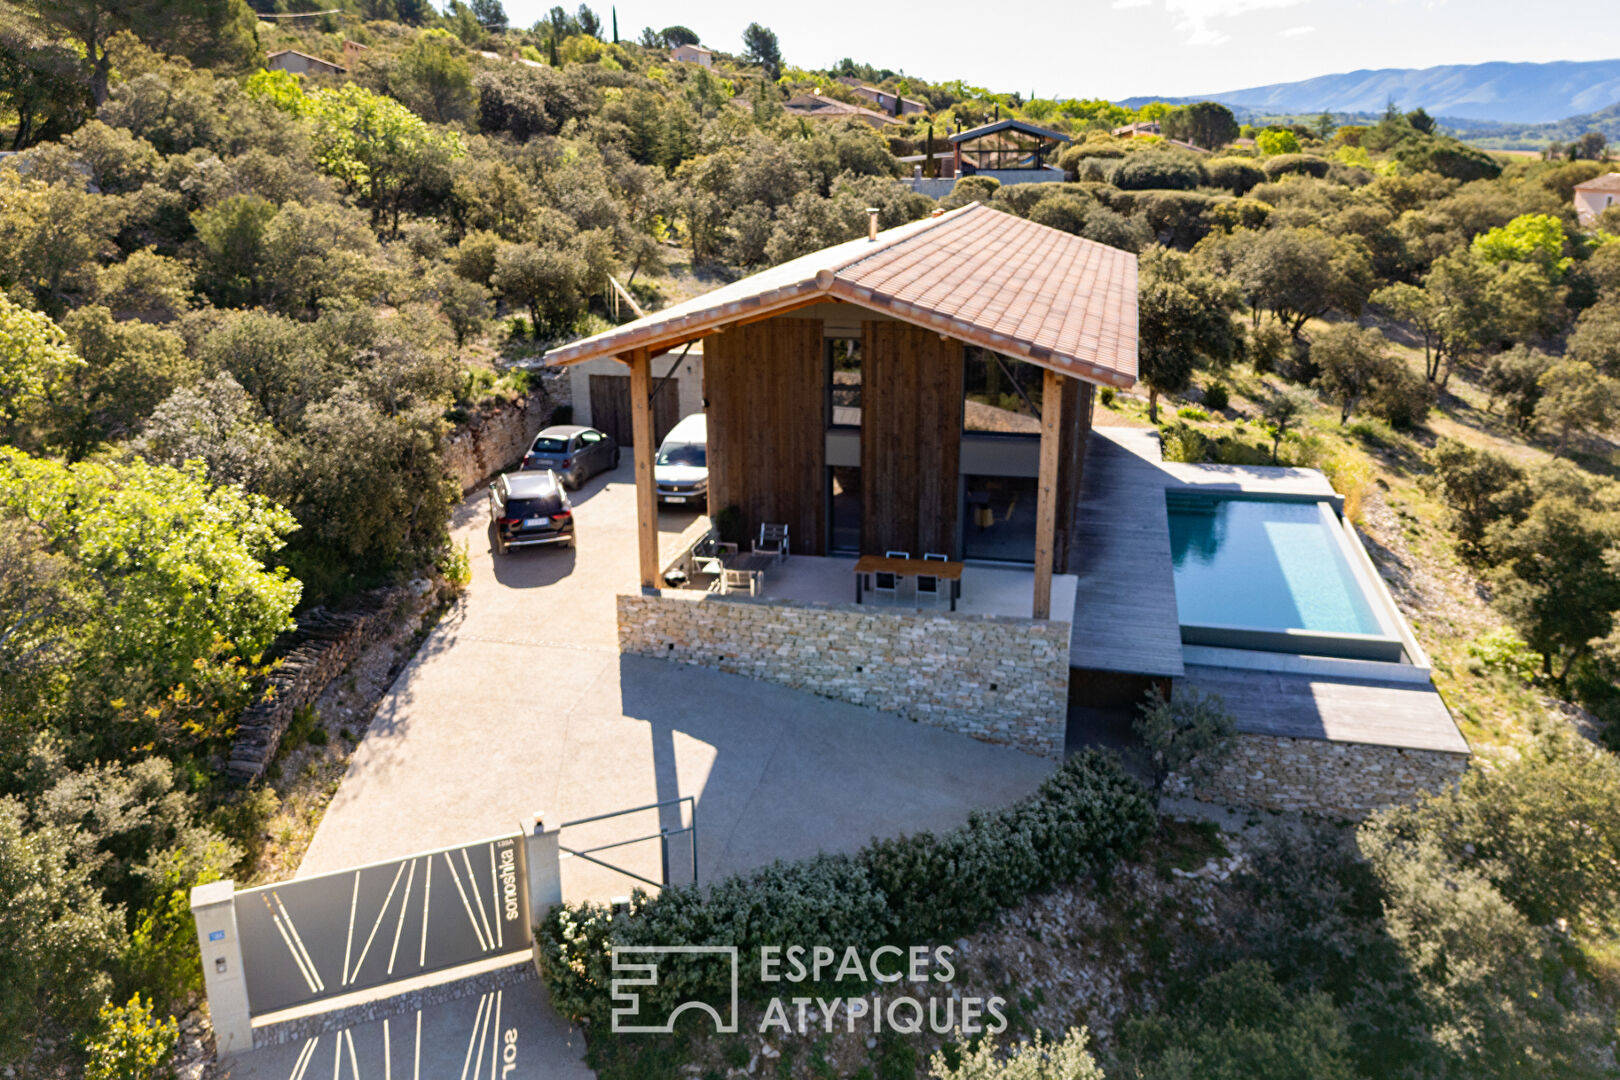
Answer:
[948,119,1071,145]
[542,204,1138,388]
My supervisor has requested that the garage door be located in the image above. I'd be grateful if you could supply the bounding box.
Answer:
[589,374,679,449]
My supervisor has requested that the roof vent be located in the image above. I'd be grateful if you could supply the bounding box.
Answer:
[866,208,880,241]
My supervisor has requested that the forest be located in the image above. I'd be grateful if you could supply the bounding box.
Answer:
[3,0,1620,1076]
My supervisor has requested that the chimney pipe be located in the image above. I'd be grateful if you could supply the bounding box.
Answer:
[866,208,880,241]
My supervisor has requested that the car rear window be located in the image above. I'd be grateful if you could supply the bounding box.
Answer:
[657,443,706,467]
[531,437,568,453]
[504,496,559,518]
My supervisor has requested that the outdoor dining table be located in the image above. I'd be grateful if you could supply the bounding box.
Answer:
[853,555,964,611]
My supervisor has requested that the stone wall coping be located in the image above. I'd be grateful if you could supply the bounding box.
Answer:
[628,589,1065,631]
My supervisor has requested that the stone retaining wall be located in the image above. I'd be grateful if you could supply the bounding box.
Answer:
[444,372,569,494]
[617,592,1069,759]
[1176,733,1468,819]
[227,589,408,781]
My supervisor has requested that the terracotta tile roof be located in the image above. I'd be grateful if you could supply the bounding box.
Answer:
[543,203,1138,387]
[1576,173,1620,194]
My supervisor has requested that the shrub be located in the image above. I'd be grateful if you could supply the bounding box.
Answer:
[1204,157,1265,195]
[1466,627,1541,683]
[1425,438,1532,553]
[1111,961,1357,1080]
[1159,422,1208,463]
[1098,386,1117,407]
[1107,152,1205,192]
[931,1028,1103,1080]
[538,753,1154,1030]
[82,995,177,1080]
[1261,153,1331,180]
[1176,405,1209,421]
[940,176,1000,209]
[1133,687,1234,808]
[1201,383,1229,411]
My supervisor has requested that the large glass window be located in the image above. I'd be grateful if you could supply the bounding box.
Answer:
[829,467,861,553]
[963,348,1043,434]
[828,338,862,427]
[963,475,1038,563]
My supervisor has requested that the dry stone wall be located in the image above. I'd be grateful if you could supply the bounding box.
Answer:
[444,372,570,493]
[1175,732,1468,819]
[617,592,1069,759]
[227,589,407,781]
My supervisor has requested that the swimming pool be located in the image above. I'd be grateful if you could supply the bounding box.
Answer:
[1167,494,1405,662]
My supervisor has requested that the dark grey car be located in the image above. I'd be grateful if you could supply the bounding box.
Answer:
[488,471,574,554]
[522,425,619,489]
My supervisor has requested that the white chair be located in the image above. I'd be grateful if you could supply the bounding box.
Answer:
[916,552,949,605]
[754,523,790,563]
[721,568,757,596]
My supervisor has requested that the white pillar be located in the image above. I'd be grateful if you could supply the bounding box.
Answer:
[190,880,253,1057]
[525,812,563,919]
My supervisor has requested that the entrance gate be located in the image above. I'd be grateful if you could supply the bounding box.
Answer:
[235,834,532,1015]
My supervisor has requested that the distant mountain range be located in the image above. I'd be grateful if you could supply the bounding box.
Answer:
[1120,59,1620,126]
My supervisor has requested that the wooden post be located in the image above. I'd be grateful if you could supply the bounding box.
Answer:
[1032,367,1064,619]
[628,348,660,591]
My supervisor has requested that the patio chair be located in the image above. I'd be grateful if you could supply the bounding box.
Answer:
[873,550,909,602]
[720,568,758,596]
[916,552,949,606]
[754,523,790,563]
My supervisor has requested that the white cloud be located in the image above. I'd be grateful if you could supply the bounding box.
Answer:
[1280,23,1317,36]
[1118,0,1309,46]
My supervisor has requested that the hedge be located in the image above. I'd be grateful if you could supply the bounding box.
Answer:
[537,751,1155,1030]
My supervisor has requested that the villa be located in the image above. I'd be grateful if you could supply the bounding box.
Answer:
[544,203,1468,817]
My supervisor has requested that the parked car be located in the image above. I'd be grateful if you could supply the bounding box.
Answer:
[522,425,619,489]
[654,413,707,506]
[488,470,574,553]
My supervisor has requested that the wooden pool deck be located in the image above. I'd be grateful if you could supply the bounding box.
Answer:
[1068,426,1468,758]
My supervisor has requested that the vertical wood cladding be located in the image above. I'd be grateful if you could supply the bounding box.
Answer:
[1055,380,1094,574]
[704,317,826,555]
[861,321,963,556]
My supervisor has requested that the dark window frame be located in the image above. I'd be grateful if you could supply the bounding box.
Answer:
[826,336,863,430]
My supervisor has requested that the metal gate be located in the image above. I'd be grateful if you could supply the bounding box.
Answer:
[559,796,697,894]
[235,834,531,1015]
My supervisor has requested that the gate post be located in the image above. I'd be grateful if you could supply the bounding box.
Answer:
[190,880,253,1057]
[525,812,563,919]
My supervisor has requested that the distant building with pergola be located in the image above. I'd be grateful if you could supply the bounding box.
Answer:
[901,118,1069,197]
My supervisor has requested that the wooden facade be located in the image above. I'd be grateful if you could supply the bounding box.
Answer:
[704,317,828,556]
[860,322,964,557]
[699,304,1095,578]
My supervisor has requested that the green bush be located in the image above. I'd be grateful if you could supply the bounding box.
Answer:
[82,995,177,1080]
[1204,157,1266,195]
[1159,422,1208,463]
[1467,627,1542,683]
[1202,383,1230,411]
[1260,153,1331,180]
[1176,405,1209,421]
[1107,153,1205,192]
[1098,386,1117,408]
[930,1028,1102,1080]
[538,753,1153,1031]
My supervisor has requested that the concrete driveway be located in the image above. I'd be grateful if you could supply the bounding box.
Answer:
[300,462,1054,894]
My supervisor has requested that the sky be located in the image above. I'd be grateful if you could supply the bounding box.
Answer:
[500,0,1620,101]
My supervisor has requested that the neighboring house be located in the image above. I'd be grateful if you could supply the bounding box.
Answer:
[783,91,901,129]
[266,49,345,77]
[847,84,927,116]
[342,39,368,69]
[1113,120,1161,138]
[670,43,713,67]
[943,118,1069,184]
[1575,173,1620,226]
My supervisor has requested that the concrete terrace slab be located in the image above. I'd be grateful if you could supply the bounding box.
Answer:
[299,463,1054,899]
[1069,427,1185,677]
[1179,664,1469,755]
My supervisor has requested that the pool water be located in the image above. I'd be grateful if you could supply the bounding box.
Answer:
[1167,497,1385,635]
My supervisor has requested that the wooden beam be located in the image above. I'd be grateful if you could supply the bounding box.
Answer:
[1033,367,1064,620]
[627,348,660,591]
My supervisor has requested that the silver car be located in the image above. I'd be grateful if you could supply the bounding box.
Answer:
[522,425,620,489]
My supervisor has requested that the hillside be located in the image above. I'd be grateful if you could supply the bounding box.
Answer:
[1122,58,1620,124]
[1454,101,1620,150]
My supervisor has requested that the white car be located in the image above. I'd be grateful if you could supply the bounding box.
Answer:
[654,413,707,506]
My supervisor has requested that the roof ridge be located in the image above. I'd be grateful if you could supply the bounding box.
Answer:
[815,204,982,286]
